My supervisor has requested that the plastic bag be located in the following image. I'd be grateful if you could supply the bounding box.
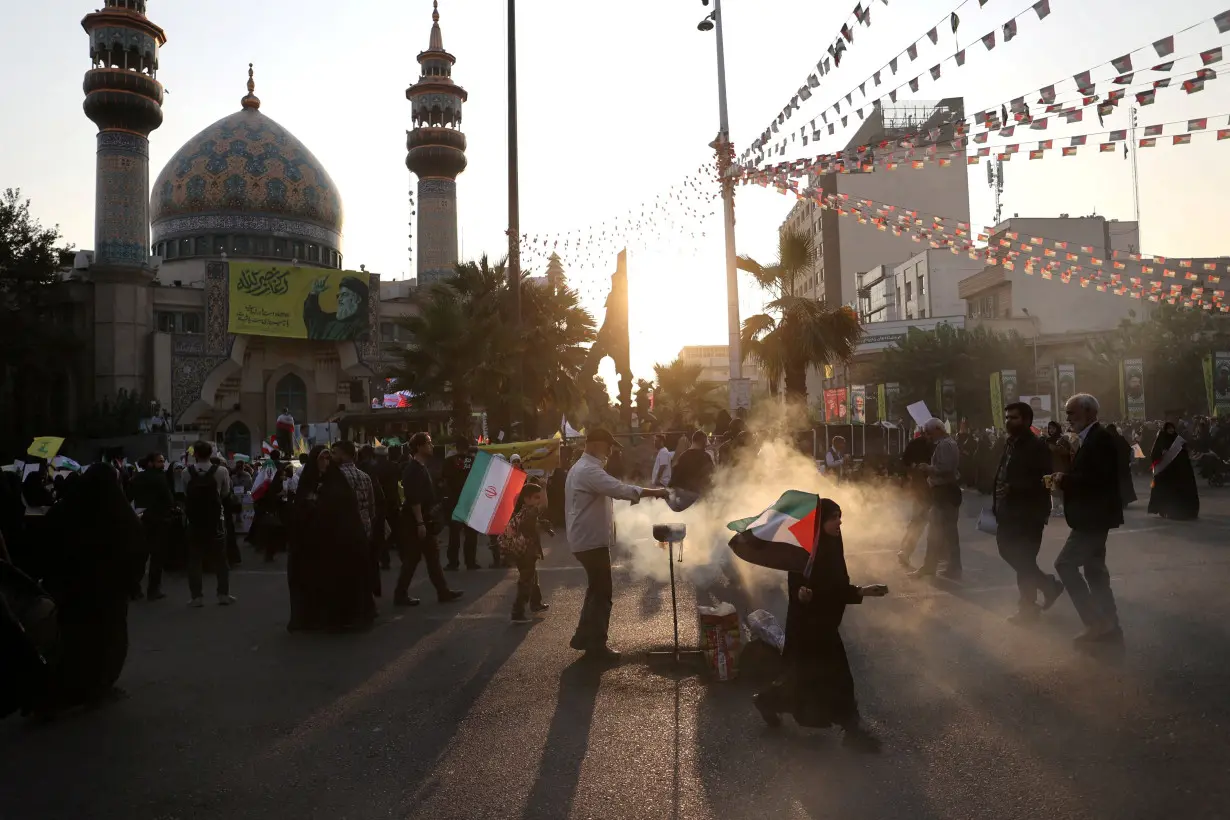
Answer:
[697,602,741,681]
[745,609,785,652]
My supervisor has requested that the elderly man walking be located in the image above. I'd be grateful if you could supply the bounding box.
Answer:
[1052,393,1123,645]
[909,418,963,581]
[565,429,669,662]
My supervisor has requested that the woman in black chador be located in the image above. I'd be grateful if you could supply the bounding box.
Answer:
[40,463,142,712]
[752,499,888,752]
[1148,422,1200,520]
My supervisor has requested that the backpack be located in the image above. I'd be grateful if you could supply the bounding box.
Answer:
[185,464,222,530]
[497,508,535,561]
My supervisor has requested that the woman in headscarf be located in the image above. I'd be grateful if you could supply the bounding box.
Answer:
[288,446,329,631]
[1148,422,1200,520]
[752,498,888,753]
[40,463,142,712]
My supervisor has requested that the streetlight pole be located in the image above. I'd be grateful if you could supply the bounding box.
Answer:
[703,0,744,410]
[507,0,522,431]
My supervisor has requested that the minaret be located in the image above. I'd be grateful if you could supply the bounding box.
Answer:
[406,1,468,286]
[82,0,167,268]
[81,1,167,396]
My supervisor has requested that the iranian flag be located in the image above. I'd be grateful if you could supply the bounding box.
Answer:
[452,450,526,535]
[250,459,278,502]
[727,491,818,573]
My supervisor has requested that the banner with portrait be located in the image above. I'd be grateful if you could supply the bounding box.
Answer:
[1019,395,1052,428]
[849,385,867,424]
[823,388,849,423]
[989,372,1004,429]
[228,264,375,340]
[884,383,901,423]
[1209,352,1230,416]
[1120,358,1146,421]
[1055,363,1076,410]
[935,378,957,424]
[1000,369,1019,407]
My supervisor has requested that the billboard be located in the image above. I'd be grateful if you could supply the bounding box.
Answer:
[228,264,375,340]
[1121,358,1146,421]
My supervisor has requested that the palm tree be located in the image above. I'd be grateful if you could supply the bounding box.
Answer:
[652,357,719,429]
[388,256,515,436]
[737,231,863,404]
[518,278,597,437]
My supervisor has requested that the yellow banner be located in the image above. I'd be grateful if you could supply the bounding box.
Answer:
[227,264,374,340]
[478,439,561,473]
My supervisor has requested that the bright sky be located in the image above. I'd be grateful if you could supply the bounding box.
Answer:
[3,0,1230,386]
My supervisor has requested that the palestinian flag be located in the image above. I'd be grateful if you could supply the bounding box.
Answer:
[452,450,526,535]
[727,491,818,573]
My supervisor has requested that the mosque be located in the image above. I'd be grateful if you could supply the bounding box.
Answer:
[60,0,467,456]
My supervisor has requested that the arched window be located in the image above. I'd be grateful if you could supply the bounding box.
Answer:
[223,422,252,458]
[275,373,308,425]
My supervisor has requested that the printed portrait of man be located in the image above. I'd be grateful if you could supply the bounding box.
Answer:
[303,275,370,341]
[1126,368,1145,401]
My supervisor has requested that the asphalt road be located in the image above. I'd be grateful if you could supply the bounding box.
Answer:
[3,476,1230,820]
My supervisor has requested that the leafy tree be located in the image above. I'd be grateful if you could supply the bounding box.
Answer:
[877,323,1033,426]
[0,190,77,458]
[652,357,719,429]
[518,276,597,437]
[737,231,863,405]
[582,375,619,431]
[634,378,655,430]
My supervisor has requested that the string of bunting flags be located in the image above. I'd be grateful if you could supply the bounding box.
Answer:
[736,36,1227,184]
[745,5,1230,169]
[515,160,721,279]
[737,103,1229,191]
[762,183,1230,310]
[746,0,1062,166]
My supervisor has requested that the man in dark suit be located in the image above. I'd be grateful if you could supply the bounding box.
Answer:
[993,403,1064,625]
[1052,393,1124,644]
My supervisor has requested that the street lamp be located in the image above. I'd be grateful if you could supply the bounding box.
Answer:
[697,0,744,411]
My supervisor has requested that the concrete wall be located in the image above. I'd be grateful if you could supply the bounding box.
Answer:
[893,249,984,321]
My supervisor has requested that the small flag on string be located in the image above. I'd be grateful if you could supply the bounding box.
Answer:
[927,27,938,44]
[930,64,942,80]
[1183,78,1206,94]
[1039,84,1056,103]
[1071,135,1087,146]
[1190,118,1209,131]
[1033,0,1051,19]
[1136,89,1156,105]
[1174,134,1192,145]
[1109,129,1127,141]
[1114,73,1134,85]
[1038,139,1053,149]
[1029,150,1044,160]
[956,49,967,66]
[1203,47,1224,66]
[1153,35,1175,57]
[982,32,996,50]
[1074,70,1093,92]
[1030,117,1048,130]
[1112,54,1133,73]
[1153,61,1174,72]
[1100,142,1117,152]
[1065,109,1083,123]
[951,12,960,32]
[1139,137,1157,148]
[1219,128,1230,140]
[1003,19,1018,42]
[1216,10,1230,33]
[909,76,920,92]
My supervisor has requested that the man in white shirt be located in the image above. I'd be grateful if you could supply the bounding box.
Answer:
[565,429,669,662]
[650,434,672,487]
[824,436,851,481]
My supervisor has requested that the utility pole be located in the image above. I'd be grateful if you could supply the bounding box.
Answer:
[507,0,522,431]
[702,0,745,411]
[1129,106,1141,248]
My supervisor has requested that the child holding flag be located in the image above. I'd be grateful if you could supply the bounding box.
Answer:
[499,483,554,624]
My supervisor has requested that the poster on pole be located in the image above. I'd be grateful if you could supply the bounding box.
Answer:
[823,388,849,423]
[1000,369,1019,406]
[1212,352,1230,415]
[876,384,887,422]
[849,385,867,424]
[936,378,957,424]
[1121,358,1146,421]
[884,383,901,423]
[989,372,1004,429]
[1055,363,1076,410]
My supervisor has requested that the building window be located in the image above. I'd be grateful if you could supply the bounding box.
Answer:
[273,238,287,257]
[251,236,267,256]
[213,237,226,255]
[292,241,304,261]
[231,235,249,255]
[155,311,204,334]
[905,281,913,301]
[380,321,396,343]
[275,373,308,425]
[308,244,320,263]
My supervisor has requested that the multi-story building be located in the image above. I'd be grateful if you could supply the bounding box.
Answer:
[856,265,898,323]
[780,98,973,309]
[677,345,769,393]
[957,216,1150,335]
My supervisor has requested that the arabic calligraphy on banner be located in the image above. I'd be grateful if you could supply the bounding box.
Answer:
[227,264,376,341]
